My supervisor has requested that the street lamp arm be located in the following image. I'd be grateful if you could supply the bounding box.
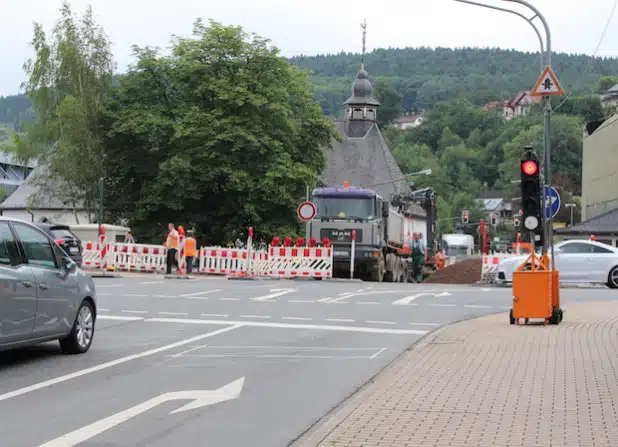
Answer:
[503,0,551,64]
[453,0,544,68]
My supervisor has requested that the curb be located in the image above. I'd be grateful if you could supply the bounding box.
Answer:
[163,275,197,280]
[287,310,507,447]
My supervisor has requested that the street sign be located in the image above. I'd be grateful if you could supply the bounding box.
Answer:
[297,201,316,221]
[544,185,561,218]
[38,378,245,447]
[530,65,565,97]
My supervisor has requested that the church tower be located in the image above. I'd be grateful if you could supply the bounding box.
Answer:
[343,19,380,122]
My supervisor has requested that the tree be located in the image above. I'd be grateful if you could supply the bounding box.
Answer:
[597,76,618,94]
[374,77,403,128]
[11,1,114,222]
[102,19,339,244]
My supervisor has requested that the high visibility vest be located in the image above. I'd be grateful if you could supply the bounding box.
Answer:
[185,237,197,257]
[167,231,179,249]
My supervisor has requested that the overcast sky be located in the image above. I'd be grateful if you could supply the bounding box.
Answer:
[1,0,617,97]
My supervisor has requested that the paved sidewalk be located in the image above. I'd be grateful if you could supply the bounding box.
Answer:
[296,302,618,447]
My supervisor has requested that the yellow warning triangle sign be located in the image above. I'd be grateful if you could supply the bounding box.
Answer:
[530,65,565,97]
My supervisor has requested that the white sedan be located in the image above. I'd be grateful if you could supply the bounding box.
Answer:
[496,239,618,288]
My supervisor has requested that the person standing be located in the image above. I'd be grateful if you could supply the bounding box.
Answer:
[411,233,426,282]
[165,223,180,275]
[184,230,197,274]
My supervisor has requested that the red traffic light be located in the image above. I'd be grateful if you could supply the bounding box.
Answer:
[521,160,538,176]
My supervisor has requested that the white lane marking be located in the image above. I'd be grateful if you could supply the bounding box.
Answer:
[99,315,143,321]
[0,324,243,403]
[146,317,428,335]
[289,300,315,303]
[180,289,223,297]
[251,288,296,302]
[282,317,312,321]
[220,298,240,301]
[153,295,176,298]
[463,305,492,309]
[158,311,189,316]
[392,291,451,305]
[96,284,123,288]
[121,310,148,314]
[200,313,228,318]
[192,345,383,351]
[431,304,456,307]
[125,293,149,297]
[357,301,380,305]
[366,320,396,325]
[240,315,270,319]
[326,318,355,323]
[327,290,400,303]
[409,322,440,326]
[317,297,333,303]
[99,308,110,312]
[370,347,387,359]
[170,344,207,359]
[98,293,112,296]
[140,280,164,284]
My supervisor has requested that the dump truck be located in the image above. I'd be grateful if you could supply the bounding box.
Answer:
[307,183,436,282]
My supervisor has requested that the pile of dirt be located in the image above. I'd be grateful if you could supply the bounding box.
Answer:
[424,258,482,284]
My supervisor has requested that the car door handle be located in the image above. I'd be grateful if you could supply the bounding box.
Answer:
[22,280,34,288]
[39,283,49,290]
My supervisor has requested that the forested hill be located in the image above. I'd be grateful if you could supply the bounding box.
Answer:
[290,47,618,115]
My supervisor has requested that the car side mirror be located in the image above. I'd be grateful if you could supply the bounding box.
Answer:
[382,202,390,218]
[62,257,76,273]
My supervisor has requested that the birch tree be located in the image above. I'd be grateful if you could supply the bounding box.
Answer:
[12,1,115,222]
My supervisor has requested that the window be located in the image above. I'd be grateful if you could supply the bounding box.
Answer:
[13,223,57,269]
[559,243,595,254]
[49,228,77,240]
[593,245,614,254]
[0,222,20,266]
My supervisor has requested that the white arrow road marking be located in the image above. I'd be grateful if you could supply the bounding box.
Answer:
[180,289,223,297]
[250,288,296,302]
[37,378,245,447]
[392,291,451,305]
[326,290,400,303]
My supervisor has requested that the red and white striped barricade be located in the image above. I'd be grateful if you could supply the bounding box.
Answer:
[481,253,514,282]
[266,245,333,279]
[198,247,251,276]
[110,243,167,273]
[82,239,110,271]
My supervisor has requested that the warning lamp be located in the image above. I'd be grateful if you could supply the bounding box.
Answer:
[343,181,349,188]
[462,210,469,224]
[521,160,538,176]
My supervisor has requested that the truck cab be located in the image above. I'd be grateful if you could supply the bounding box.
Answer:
[309,185,386,280]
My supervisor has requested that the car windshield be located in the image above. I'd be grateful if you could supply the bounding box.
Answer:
[313,196,375,220]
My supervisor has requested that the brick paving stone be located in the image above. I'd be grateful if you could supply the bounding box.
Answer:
[309,302,618,447]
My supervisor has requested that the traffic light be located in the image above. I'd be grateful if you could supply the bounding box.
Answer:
[520,148,543,244]
[490,214,497,226]
[513,215,520,227]
[462,210,469,224]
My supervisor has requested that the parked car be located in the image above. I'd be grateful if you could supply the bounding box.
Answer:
[497,239,618,288]
[35,223,83,267]
[0,217,97,354]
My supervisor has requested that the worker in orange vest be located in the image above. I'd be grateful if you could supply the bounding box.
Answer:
[185,230,197,274]
[164,223,180,274]
[435,248,446,270]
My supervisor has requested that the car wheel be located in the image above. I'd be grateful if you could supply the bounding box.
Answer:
[60,300,95,354]
[608,266,618,289]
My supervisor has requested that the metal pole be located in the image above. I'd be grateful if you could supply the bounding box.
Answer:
[98,177,103,231]
[455,0,545,70]
[570,207,574,226]
[305,182,310,239]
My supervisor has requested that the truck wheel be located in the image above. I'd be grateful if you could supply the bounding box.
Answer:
[371,253,386,282]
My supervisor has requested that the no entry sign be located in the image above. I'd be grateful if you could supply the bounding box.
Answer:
[298,201,316,221]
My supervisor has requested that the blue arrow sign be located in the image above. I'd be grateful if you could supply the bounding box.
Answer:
[544,185,561,218]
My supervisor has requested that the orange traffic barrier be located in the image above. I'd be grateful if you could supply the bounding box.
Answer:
[510,251,562,326]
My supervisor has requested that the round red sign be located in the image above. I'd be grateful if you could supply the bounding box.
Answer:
[297,202,316,221]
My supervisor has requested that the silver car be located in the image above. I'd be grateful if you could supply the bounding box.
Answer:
[0,217,97,354]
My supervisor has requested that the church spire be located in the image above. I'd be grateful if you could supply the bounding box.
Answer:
[360,19,367,71]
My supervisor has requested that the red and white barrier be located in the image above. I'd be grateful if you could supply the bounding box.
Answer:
[481,253,515,282]
[80,230,334,279]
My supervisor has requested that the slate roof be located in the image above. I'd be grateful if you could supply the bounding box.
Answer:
[0,165,85,210]
[554,207,618,235]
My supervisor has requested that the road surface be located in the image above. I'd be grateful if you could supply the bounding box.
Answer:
[0,275,614,446]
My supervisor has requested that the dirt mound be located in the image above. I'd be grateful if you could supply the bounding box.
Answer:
[424,258,482,284]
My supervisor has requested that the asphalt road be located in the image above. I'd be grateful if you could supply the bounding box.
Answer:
[0,275,616,446]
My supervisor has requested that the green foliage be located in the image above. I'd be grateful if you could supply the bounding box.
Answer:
[10,1,114,219]
[102,19,338,245]
[374,77,402,127]
[291,47,618,114]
